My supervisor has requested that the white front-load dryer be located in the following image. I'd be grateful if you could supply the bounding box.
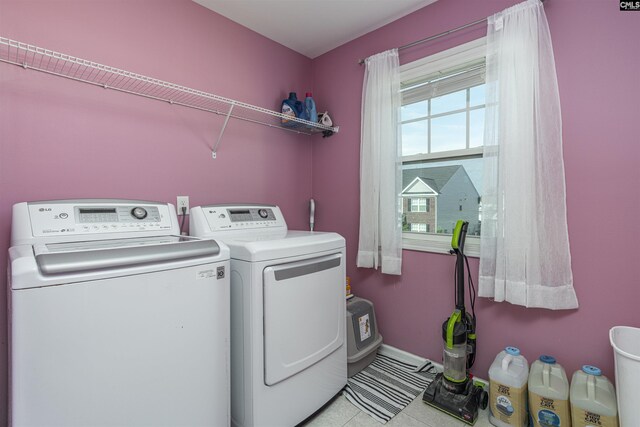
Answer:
[190,204,347,427]
[9,200,230,427]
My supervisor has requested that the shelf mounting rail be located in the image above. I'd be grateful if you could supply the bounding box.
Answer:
[0,37,339,158]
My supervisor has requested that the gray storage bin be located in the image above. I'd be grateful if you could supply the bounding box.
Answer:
[346,296,383,377]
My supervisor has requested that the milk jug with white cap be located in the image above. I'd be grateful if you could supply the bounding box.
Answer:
[570,365,618,427]
[528,355,571,427]
[489,346,529,427]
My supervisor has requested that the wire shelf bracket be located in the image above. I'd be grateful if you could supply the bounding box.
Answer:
[213,103,235,159]
[0,37,339,159]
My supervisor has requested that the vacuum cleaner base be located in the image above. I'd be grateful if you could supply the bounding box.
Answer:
[422,373,488,425]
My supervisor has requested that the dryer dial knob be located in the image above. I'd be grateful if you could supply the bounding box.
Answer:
[258,209,269,219]
[131,207,148,220]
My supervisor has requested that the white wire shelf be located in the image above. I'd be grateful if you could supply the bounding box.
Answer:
[0,37,338,157]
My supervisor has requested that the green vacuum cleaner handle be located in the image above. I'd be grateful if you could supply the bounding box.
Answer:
[445,309,462,349]
[451,220,468,253]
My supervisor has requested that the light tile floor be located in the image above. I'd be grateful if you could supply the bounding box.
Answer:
[301,392,492,427]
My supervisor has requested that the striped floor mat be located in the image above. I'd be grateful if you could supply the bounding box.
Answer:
[342,353,437,424]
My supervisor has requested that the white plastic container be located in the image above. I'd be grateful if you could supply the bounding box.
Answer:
[528,355,571,427]
[570,365,618,427]
[489,346,529,427]
[610,326,640,427]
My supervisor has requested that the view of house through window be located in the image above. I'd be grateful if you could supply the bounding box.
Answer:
[400,56,485,239]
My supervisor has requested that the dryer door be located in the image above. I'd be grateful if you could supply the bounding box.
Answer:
[263,252,344,386]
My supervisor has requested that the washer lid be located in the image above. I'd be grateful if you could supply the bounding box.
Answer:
[34,236,221,275]
[224,230,345,262]
[10,236,230,289]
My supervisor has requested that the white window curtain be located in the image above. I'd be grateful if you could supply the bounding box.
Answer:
[479,0,579,309]
[357,49,402,275]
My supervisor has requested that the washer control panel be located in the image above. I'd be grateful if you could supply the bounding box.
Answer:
[26,201,173,237]
[200,205,286,231]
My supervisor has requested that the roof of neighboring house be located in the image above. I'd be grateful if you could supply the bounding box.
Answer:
[402,165,462,193]
[402,176,439,196]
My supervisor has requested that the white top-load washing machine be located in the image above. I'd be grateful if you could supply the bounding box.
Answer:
[190,204,347,427]
[8,199,230,427]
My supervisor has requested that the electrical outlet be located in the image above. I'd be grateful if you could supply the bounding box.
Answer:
[177,196,189,215]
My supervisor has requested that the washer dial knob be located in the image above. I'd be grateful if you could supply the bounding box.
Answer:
[131,207,148,220]
[258,209,269,219]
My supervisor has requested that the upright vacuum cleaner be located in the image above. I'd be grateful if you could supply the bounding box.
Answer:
[422,220,488,425]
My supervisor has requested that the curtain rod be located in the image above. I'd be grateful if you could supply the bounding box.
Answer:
[358,0,546,65]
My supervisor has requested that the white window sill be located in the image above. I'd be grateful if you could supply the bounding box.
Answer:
[402,232,480,257]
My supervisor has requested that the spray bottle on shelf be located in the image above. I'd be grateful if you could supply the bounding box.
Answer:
[304,92,317,127]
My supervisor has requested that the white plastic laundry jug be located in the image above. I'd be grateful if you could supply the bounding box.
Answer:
[528,355,570,427]
[570,365,618,427]
[489,346,529,427]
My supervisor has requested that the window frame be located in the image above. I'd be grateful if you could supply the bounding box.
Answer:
[400,38,486,258]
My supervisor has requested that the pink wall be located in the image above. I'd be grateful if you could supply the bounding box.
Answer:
[0,0,315,420]
[1,0,639,423]
[312,0,640,382]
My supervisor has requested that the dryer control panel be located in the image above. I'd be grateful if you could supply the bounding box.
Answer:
[194,205,287,233]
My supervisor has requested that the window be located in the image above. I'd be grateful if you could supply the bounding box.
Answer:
[399,39,486,256]
[410,198,427,212]
[410,223,428,233]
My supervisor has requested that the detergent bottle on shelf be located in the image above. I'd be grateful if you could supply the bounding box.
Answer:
[528,355,571,427]
[488,346,529,427]
[281,92,305,127]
